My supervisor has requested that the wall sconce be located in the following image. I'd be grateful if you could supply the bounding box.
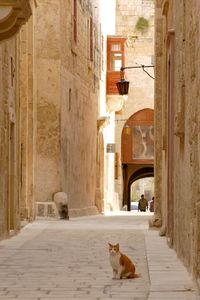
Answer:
[116,65,154,95]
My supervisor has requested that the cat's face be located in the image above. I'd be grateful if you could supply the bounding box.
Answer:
[108,243,119,254]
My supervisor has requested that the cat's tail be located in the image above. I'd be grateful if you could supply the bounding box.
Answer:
[128,273,141,279]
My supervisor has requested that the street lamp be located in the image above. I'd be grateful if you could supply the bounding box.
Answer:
[116,65,155,95]
[116,70,130,96]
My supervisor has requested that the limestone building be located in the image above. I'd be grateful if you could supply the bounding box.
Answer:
[106,0,155,210]
[154,0,200,289]
[34,0,102,217]
[0,0,34,239]
[0,0,104,239]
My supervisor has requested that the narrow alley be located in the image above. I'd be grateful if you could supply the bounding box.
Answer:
[0,214,198,300]
[0,0,200,298]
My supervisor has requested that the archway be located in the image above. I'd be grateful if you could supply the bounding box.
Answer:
[128,167,154,210]
[129,166,154,183]
[121,109,154,210]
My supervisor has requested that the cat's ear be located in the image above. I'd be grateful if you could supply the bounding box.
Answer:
[108,243,112,247]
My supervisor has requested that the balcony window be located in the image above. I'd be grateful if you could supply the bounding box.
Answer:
[107,37,126,94]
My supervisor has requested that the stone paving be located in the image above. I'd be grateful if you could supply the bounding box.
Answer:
[0,212,199,300]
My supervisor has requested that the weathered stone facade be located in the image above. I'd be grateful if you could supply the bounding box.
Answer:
[113,0,155,209]
[155,0,200,289]
[19,12,36,223]
[35,0,101,216]
[0,0,104,240]
[0,0,34,239]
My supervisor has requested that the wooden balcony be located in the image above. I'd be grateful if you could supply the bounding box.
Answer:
[107,71,121,95]
[106,36,127,95]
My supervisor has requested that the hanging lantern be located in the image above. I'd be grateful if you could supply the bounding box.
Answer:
[116,70,129,95]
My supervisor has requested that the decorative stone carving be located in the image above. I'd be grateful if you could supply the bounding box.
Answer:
[0,0,32,41]
[106,95,125,113]
[126,35,138,48]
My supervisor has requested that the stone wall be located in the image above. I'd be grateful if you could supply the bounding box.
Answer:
[60,0,101,215]
[155,0,200,289]
[0,0,33,239]
[0,0,103,239]
[35,0,101,216]
[35,0,61,203]
[0,37,19,238]
[19,14,36,222]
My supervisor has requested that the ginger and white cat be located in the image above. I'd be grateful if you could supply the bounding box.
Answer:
[108,243,140,279]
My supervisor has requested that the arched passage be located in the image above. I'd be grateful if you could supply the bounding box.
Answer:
[121,109,154,210]
[129,167,154,184]
[128,167,154,208]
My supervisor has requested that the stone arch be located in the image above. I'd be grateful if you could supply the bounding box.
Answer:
[121,108,154,210]
[128,167,154,207]
[129,166,154,184]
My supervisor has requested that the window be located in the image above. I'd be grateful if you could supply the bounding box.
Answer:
[111,52,122,71]
[73,0,77,43]
[110,44,122,71]
[106,37,126,94]
[107,38,125,72]
[111,44,121,51]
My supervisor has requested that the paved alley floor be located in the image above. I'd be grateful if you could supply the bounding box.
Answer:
[0,212,199,300]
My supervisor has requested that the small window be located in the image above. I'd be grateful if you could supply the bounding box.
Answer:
[111,53,122,71]
[111,44,121,51]
[107,38,126,72]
